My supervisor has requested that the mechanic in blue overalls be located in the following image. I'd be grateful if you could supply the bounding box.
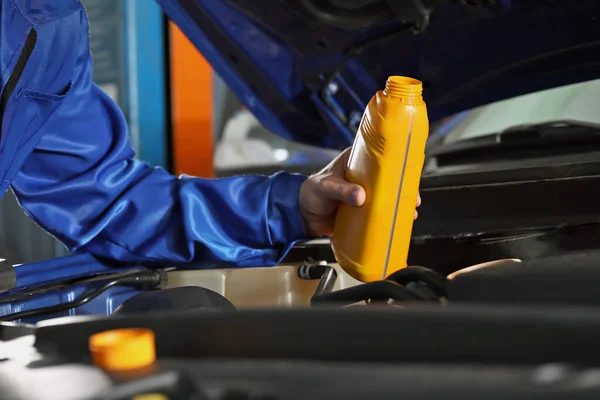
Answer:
[0,2,420,268]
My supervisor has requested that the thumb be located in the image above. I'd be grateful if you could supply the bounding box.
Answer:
[321,177,366,207]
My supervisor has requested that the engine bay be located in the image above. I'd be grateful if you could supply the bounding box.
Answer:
[4,242,600,399]
[3,158,600,399]
[4,299,600,400]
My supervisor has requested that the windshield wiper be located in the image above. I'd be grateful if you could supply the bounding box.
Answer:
[428,119,600,158]
[501,120,600,143]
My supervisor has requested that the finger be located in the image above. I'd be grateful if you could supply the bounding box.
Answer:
[331,147,352,174]
[414,210,418,220]
[319,220,335,237]
[321,177,366,207]
[315,147,351,175]
[416,192,421,207]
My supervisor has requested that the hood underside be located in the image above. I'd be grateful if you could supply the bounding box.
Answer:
[156,0,600,149]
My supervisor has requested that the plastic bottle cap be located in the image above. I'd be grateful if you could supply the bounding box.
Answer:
[89,328,156,371]
[132,395,168,400]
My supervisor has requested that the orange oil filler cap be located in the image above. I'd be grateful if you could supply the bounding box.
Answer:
[89,328,156,371]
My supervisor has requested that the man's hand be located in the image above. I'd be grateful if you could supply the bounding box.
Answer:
[299,147,421,237]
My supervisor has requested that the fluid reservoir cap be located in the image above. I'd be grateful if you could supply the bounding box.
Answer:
[89,328,156,371]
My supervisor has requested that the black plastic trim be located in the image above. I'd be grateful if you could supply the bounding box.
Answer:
[32,306,600,366]
[0,322,35,341]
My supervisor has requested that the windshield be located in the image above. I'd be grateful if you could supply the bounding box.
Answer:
[433,78,600,144]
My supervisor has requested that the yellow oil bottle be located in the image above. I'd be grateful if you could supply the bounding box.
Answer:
[332,76,429,282]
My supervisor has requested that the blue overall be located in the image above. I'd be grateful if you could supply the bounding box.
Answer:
[0,0,309,268]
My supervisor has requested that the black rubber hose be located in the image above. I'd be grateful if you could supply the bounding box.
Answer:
[0,270,165,322]
[0,270,147,304]
[298,263,339,295]
[313,266,338,297]
[310,280,422,307]
[298,263,329,280]
[385,267,448,298]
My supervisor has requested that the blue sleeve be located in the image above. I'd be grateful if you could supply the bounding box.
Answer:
[9,11,310,268]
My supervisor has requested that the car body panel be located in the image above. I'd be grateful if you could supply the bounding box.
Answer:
[156,0,600,149]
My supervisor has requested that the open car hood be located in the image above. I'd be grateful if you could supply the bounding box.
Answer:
[155,0,600,150]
